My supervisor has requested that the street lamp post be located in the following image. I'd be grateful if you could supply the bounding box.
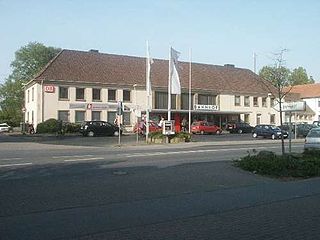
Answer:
[133,84,138,143]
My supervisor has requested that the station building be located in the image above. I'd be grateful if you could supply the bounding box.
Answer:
[24,49,281,131]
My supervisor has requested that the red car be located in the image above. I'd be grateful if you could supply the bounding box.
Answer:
[133,121,161,135]
[191,121,222,135]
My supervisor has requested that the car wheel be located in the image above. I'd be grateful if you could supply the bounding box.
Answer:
[114,131,119,136]
[238,129,243,134]
[200,130,204,135]
[216,130,222,135]
[88,131,95,137]
[252,132,257,138]
[271,134,276,140]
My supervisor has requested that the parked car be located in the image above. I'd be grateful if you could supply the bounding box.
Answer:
[279,123,296,134]
[226,122,253,134]
[252,124,288,139]
[0,123,13,133]
[80,121,122,137]
[313,121,320,127]
[133,121,161,135]
[296,124,317,138]
[304,127,320,150]
[191,121,222,135]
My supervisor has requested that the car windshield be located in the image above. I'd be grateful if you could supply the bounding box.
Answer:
[270,126,280,130]
[307,129,320,138]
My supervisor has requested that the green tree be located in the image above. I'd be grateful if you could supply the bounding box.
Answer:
[0,42,60,125]
[259,50,292,155]
[259,65,291,87]
[289,67,315,86]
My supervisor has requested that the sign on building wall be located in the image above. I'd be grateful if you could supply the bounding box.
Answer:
[44,85,55,93]
[194,104,219,111]
[281,101,306,112]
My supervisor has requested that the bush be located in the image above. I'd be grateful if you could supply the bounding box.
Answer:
[235,149,320,178]
[64,122,81,133]
[36,118,59,134]
[148,131,192,143]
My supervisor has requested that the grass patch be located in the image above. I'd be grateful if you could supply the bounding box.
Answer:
[234,149,320,178]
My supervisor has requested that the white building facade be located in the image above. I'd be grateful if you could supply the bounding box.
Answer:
[24,49,281,131]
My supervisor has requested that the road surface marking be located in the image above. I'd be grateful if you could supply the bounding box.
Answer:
[0,158,23,161]
[53,155,95,159]
[64,157,104,162]
[0,162,32,167]
[123,146,279,158]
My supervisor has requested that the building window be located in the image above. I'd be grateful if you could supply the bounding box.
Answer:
[108,89,116,101]
[318,101,320,108]
[262,97,267,107]
[171,94,176,109]
[92,111,101,121]
[32,87,34,101]
[244,96,250,107]
[31,111,34,123]
[58,110,69,122]
[75,111,85,123]
[107,111,116,123]
[123,90,131,102]
[155,92,168,109]
[256,113,261,125]
[181,93,194,110]
[123,112,131,125]
[59,87,69,100]
[92,88,101,101]
[244,114,250,123]
[270,98,275,107]
[270,114,275,124]
[234,96,241,106]
[76,88,85,101]
[198,94,216,105]
[253,97,259,107]
[27,90,30,103]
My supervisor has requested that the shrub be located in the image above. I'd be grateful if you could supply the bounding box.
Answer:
[64,122,81,133]
[36,118,59,134]
[235,150,320,178]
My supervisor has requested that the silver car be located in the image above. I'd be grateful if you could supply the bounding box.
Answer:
[0,123,13,133]
[304,128,320,150]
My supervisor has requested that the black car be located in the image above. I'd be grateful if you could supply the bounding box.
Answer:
[226,122,253,134]
[80,121,122,137]
[252,124,288,139]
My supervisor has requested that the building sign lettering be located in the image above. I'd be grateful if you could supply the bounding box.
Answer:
[194,104,219,111]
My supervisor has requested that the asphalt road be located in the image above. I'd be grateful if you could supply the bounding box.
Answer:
[1,134,316,240]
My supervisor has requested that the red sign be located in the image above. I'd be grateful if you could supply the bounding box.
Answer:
[44,85,55,93]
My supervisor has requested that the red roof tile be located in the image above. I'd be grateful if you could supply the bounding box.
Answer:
[284,83,320,99]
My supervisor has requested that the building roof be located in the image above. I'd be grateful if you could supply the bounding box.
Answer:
[33,49,275,95]
[284,83,320,99]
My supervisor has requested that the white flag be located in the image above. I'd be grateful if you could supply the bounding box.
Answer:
[170,47,181,94]
[146,42,154,97]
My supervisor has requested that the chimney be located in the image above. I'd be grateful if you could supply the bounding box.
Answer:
[224,64,235,68]
[89,49,99,53]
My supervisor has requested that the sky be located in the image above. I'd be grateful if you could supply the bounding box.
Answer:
[1,0,320,83]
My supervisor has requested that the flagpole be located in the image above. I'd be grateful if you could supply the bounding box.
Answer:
[188,48,192,133]
[168,46,171,121]
[146,41,150,143]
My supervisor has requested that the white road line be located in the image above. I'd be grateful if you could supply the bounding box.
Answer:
[64,157,104,162]
[123,146,279,158]
[0,162,33,168]
[53,155,95,159]
[0,158,23,161]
